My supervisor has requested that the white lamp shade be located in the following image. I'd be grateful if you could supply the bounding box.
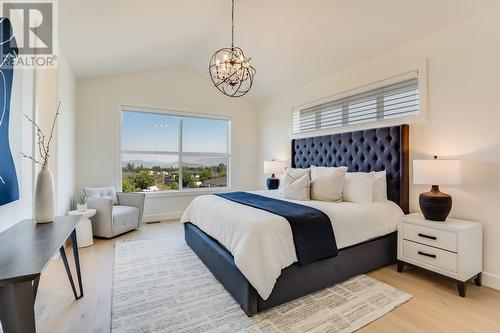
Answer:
[264,160,285,175]
[413,159,461,185]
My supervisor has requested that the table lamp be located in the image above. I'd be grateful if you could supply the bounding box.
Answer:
[413,156,461,221]
[264,160,285,190]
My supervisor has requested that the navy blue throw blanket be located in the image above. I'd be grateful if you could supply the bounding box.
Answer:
[215,191,338,265]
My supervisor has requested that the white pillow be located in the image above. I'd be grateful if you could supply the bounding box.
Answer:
[282,171,310,201]
[279,168,309,189]
[283,167,310,180]
[372,171,388,201]
[310,165,347,202]
[84,186,118,205]
[342,172,374,204]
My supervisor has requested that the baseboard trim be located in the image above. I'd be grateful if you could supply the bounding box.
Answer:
[482,271,500,291]
[142,212,183,223]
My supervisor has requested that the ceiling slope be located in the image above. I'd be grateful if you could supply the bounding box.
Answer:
[60,0,500,102]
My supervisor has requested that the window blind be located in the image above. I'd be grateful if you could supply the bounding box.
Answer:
[292,78,419,134]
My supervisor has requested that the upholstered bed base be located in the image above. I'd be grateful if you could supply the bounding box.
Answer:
[184,222,397,316]
[184,124,408,316]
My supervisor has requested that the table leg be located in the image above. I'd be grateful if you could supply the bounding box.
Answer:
[32,276,40,302]
[0,281,36,333]
[59,245,79,299]
[70,229,84,298]
[59,231,84,300]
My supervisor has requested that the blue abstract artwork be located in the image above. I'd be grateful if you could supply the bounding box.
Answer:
[0,18,19,206]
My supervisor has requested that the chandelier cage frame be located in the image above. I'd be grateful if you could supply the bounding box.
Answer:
[209,0,256,97]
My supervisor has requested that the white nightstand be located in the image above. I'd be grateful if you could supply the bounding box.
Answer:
[397,213,482,297]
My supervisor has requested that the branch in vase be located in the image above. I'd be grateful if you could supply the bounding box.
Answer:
[20,152,44,165]
[23,113,43,134]
[24,113,48,163]
[45,101,61,161]
[22,101,61,167]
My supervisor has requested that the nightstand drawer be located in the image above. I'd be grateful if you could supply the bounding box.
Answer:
[403,223,457,252]
[402,240,457,272]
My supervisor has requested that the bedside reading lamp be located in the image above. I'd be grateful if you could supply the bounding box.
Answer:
[264,160,285,190]
[413,156,461,221]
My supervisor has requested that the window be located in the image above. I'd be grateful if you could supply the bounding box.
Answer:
[121,108,230,192]
[292,77,419,134]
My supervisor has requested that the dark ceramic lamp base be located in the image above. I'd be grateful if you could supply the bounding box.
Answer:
[266,175,280,190]
[419,185,452,222]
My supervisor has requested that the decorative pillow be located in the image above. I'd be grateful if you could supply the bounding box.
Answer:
[372,170,388,201]
[83,186,118,205]
[279,167,309,190]
[282,170,311,201]
[283,167,310,180]
[310,165,347,202]
[342,172,374,204]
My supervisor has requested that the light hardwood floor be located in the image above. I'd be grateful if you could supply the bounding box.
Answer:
[34,220,500,333]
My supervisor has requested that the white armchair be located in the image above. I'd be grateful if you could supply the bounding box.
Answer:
[83,187,145,238]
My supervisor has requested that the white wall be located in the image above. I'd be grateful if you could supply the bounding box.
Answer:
[35,67,59,212]
[56,52,78,214]
[257,8,500,290]
[76,67,258,221]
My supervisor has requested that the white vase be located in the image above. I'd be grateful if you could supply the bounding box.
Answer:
[35,165,55,223]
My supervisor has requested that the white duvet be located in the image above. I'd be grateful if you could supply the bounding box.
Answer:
[180,190,403,300]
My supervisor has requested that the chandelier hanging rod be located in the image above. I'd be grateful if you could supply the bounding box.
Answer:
[231,0,234,49]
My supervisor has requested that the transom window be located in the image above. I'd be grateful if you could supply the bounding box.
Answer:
[121,108,230,192]
[292,77,419,134]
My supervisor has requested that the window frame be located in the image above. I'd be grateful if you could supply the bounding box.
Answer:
[118,105,231,195]
[291,69,427,139]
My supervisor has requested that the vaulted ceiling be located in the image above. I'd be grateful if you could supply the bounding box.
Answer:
[60,0,499,102]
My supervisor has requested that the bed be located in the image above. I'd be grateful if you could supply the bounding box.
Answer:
[183,124,409,316]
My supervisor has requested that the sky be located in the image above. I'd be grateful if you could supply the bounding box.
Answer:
[122,111,228,153]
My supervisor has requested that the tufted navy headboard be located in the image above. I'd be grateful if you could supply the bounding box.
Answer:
[291,125,409,213]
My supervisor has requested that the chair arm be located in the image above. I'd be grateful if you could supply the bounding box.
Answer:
[116,192,146,223]
[87,197,113,238]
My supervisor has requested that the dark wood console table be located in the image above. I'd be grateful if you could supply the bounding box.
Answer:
[0,216,84,333]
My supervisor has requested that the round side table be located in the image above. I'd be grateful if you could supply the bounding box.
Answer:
[68,208,97,248]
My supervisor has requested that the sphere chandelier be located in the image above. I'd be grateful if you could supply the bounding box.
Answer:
[209,0,256,97]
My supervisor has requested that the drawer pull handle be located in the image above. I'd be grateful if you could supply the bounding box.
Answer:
[418,233,437,240]
[418,251,436,259]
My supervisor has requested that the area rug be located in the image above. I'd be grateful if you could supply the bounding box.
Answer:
[111,236,412,333]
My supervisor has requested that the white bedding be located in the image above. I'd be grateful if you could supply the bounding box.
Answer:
[180,190,403,300]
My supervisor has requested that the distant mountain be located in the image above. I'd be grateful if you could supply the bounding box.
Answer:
[122,159,176,168]
[187,156,226,167]
[122,156,226,168]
